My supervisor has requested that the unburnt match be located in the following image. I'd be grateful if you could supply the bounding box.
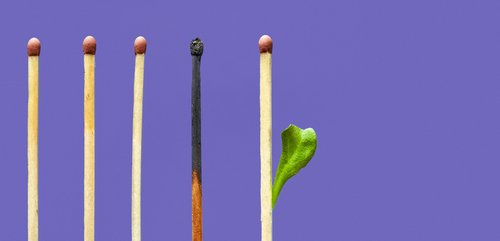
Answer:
[27,37,40,241]
[83,35,96,241]
[191,37,204,241]
[259,34,273,241]
[132,36,147,241]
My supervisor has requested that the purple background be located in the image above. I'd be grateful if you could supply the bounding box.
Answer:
[0,0,499,240]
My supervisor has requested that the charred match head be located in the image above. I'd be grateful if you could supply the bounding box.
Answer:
[259,35,273,54]
[190,38,204,56]
[27,38,41,56]
[83,36,96,55]
[134,36,147,55]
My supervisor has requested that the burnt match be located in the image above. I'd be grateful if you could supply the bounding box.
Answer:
[191,37,204,241]
[132,36,147,241]
[83,35,96,241]
[27,37,40,241]
[259,34,273,241]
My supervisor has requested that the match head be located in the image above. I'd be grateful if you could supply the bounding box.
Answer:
[134,36,147,55]
[83,36,96,55]
[27,38,41,56]
[190,38,204,56]
[259,35,273,54]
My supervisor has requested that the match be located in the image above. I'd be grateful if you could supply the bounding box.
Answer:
[259,34,273,241]
[191,37,204,241]
[83,35,96,241]
[27,37,40,241]
[132,36,147,241]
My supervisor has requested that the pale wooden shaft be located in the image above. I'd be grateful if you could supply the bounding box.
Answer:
[84,54,95,241]
[260,52,272,241]
[132,53,145,241]
[28,56,39,241]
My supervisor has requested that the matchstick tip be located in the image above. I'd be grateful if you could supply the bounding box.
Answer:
[259,35,273,54]
[134,36,147,54]
[190,37,204,56]
[27,38,41,56]
[83,36,96,55]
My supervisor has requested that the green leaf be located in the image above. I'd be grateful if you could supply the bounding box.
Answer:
[272,124,317,208]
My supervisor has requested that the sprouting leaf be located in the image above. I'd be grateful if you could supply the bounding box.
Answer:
[272,124,317,208]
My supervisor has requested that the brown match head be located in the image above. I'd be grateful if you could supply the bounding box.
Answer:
[83,36,96,55]
[134,36,147,54]
[259,35,273,54]
[27,38,41,56]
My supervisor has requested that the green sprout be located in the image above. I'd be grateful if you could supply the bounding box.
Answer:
[272,124,317,208]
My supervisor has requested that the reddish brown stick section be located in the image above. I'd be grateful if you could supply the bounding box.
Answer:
[192,171,202,241]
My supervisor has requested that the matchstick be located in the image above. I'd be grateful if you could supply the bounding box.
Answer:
[191,37,204,241]
[83,36,96,241]
[27,37,40,241]
[132,36,147,241]
[259,35,273,241]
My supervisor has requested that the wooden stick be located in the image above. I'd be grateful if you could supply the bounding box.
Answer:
[259,35,273,241]
[132,36,147,241]
[83,36,96,241]
[27,37,40,241]
[190,37,204,241]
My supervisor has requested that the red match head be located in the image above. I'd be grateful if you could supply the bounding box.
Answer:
[259,35,273,54]
[134,36,147,55]
[27,38,41,56]
[83,36,96,55]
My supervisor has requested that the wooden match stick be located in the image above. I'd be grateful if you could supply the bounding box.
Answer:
[83,36,96,241]
[27,37,40,241]
[132,36,147,241]
[191,37,204,241]
[259,35,273,241]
